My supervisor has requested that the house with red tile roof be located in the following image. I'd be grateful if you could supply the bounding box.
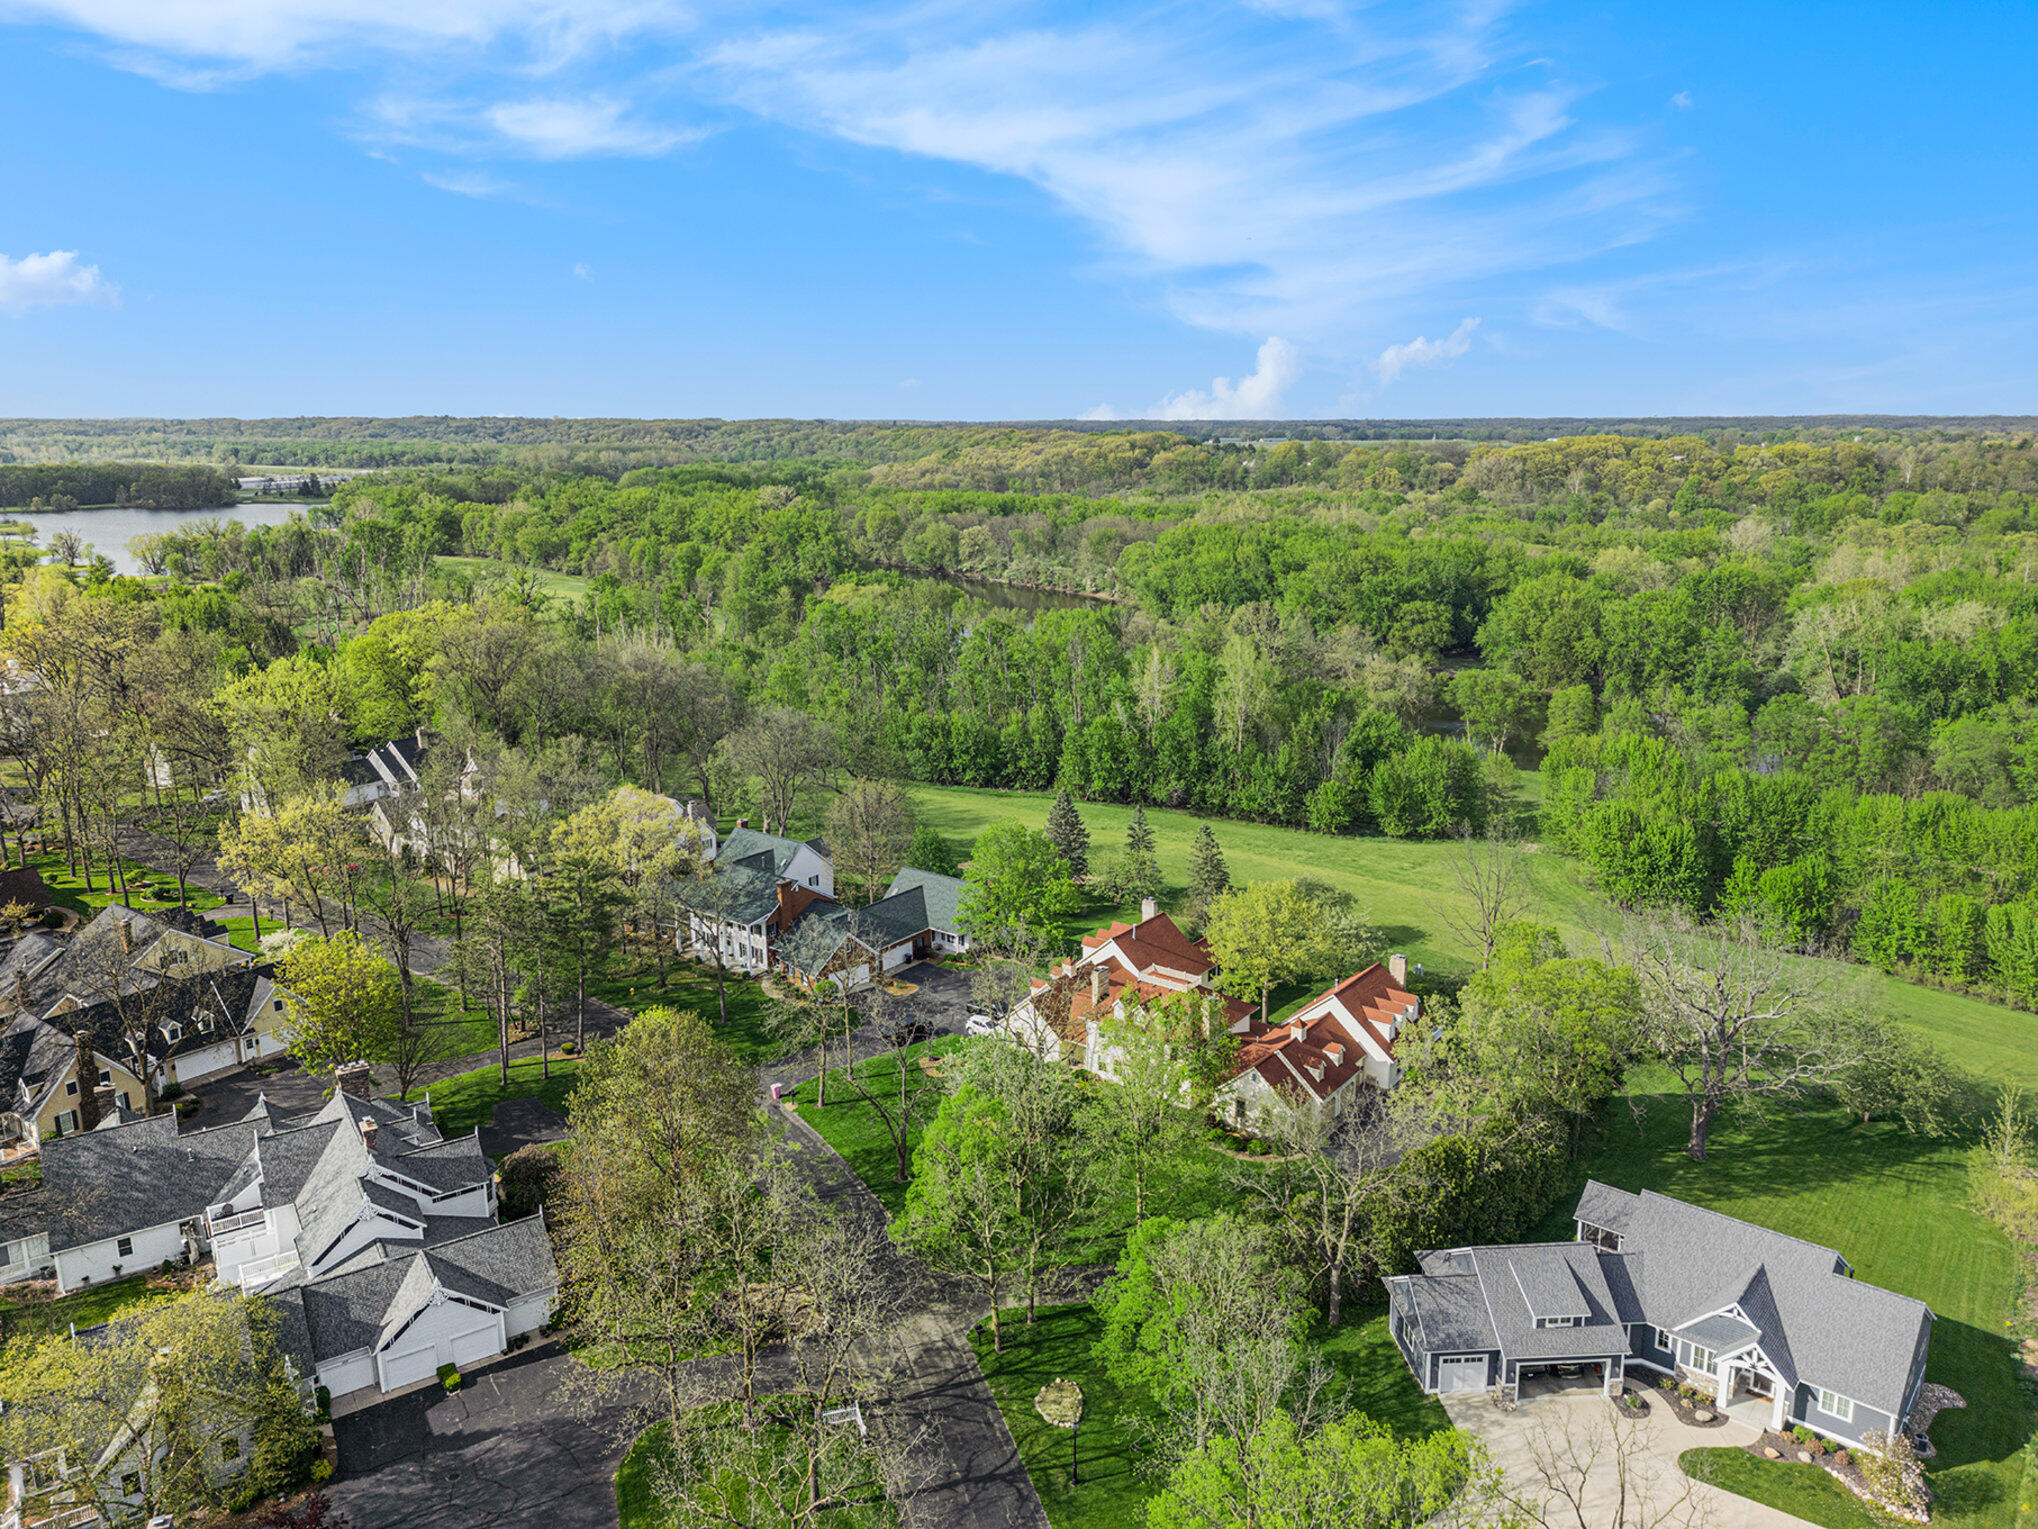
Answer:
[1003,900,1250,1063]
[1214,956,1420,1130]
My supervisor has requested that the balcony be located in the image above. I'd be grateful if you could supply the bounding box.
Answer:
[237,1250,301,1291]
[208,1206,268,1239]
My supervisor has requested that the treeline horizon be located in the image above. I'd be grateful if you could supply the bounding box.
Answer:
[4,412,2036,474]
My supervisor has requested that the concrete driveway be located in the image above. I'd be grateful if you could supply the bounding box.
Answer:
[1443,1391,1815,1529]
[330,1343,652,1529]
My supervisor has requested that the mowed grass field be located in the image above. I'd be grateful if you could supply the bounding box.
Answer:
[437,555,592,602]
[908,783,2038,1089]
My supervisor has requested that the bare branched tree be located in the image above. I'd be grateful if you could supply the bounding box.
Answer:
[1614,911,1856,1160]
[1441,827,1536,970]
[1234,1093,1427,1328]
[1507,1406,1718,1529]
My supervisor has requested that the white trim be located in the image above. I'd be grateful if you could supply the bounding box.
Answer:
[1814,1387,1856,1424]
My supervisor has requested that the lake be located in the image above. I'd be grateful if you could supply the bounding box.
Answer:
[4,501,314,576]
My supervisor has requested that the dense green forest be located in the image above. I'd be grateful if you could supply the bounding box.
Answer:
[20,425,2038,1009]
[0,463,236,510]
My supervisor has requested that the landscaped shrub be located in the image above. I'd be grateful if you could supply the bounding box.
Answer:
[309,1459,333,1482]
[438,1362,461,1391]
[160,1081,183,1100]
[498,1143,564,1220]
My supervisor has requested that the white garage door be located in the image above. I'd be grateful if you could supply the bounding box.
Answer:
[379,1343,440,1392]
[452,1324,500,1367]
[1436,1355,1488,1394]
[882,945,912,971]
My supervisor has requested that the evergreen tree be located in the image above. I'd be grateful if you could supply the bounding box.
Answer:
[1119,805,1163,908]
[1189,824,1231,910]
[1044,787,1090,880]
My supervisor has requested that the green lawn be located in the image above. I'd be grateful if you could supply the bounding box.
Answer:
[970,1302,1444,1529]
[615,1424,676,1528]
[788,1041,1244,1254]
[0,1272,182,1344]
[437,555,592,602]
[583,952,784,1062]
[908,784,2038,1089]
[408,1054,582,1137]
[1537,1075,2032,1529]
[22,847,230,924]
[785,1038,964,1218]
[1681,1448,1882,1529]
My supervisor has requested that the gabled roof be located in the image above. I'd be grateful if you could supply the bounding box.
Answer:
[1081,911,1214,981]
[295,1215,558,1364]
[41,1113,261,1248]
[715,826,821,879]
[1578,1180,1929,1414]
[777,905,869,979]
[885,867,967,933]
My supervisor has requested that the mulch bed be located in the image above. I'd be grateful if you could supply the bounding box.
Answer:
[1609,1384,1653,1418]
[1647,1378,1728,1427]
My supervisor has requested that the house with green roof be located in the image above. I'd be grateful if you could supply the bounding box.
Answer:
[774,867,971,992]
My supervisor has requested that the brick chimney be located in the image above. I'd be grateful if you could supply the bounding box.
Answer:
[92,1084,118,1121]
[1388,953,1407,986]
[335,1060,374,1100]
[359,1116,378,1152]
[1139,897,1158,921]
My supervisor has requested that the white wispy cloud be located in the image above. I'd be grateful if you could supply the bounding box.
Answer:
[4,0,1678,386]
[0,250,117,314]
[485,96,696,159]
[1089,337,1302,420]
[1376,316,1479,383]
[422,167,517,198]
[572,261,593,279]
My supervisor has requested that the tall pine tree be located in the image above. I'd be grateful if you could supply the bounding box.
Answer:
[1189,824,1230,909]
[1045,787,1090,880]
[1120,806,1162,908]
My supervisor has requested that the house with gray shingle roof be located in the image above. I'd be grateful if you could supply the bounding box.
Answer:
[675,825,835,975]
[1384,1181,1935,1449]
[10,1074,556,1402]
[773,866,971,992]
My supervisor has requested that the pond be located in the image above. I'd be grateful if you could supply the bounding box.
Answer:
[3,501,315,576]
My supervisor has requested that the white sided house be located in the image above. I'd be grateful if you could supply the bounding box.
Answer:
[1215,958,1419,1132]
[20,1065,556,1402]
[676,826,835,975]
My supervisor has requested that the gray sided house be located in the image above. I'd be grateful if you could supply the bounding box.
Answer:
[1385,1181,1934,1450]
[775,867,970,992]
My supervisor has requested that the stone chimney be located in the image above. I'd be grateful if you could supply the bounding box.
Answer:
[1139,897,1158,922]
[118,918,133,954]
[335,1060,374,1100]
[1388,953,1407,986]
[1090,965,1107,1005]
[359,1116,378,1152]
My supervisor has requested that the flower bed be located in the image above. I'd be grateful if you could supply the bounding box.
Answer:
[1740,1429,1932,1523]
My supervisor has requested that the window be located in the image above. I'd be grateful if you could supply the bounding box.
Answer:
[166,1024,181,1043]
[809,875,819,886]
[1654,1326,1673,1354]
[220,1437,241,1461]
[1538,1316,1578,1329]
[121,1472,141,1496]
[116,1236,134,1258]
[275,999,285,1011]
[65,1079,78,1096]
[98,1068,111,1084]
[1815,1388,1855,1423]
[1678,1340,1717,1371]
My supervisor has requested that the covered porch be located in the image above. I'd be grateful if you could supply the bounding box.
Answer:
[1719,1359,1787,1431]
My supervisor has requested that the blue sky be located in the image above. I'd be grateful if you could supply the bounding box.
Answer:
[1,0,2034,421]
